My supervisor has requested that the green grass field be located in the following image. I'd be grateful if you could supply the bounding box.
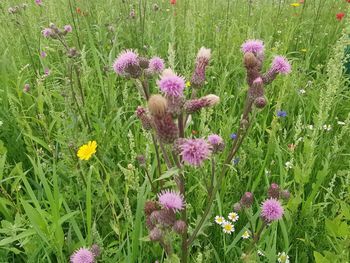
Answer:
[0,0,349,262]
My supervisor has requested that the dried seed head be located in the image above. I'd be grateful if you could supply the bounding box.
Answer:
[203,94,220,106]
[244,52,258,69]
[148,95,167,116]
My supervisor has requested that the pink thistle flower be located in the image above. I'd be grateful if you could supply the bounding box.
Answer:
[157,71,185,97]
[149,57,165,73]
[42,28,53,38]
[70,248,94,263]
[112,50,139,76]
[261,198,284,223]
[272,56,291,74]
[64,25,73,33]
[208,134,225,153]
[44,67,50,76]
[35,0,43,6]
[158,189,184,212]
[241,39,264,54]
[40,51,47,58]
[180,138,211,166]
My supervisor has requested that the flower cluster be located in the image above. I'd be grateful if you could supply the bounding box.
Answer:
[214,211,240,234]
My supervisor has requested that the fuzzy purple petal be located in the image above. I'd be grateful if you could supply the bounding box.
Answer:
[272,56,291,74]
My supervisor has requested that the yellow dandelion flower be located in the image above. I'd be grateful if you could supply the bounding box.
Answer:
[77,140,97,161]
[186,81,191,87]
[291,3,300,7]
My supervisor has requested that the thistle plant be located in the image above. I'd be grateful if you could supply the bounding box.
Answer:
[113,39,291,262]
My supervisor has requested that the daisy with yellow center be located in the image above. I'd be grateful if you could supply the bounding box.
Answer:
[77,140,97,161]
[186,81,191,87]
[222,221,234,234]
[291,3,300,7]
[214,216,225,225]
[242,230,250,239]
[278,252,290,263]
[228,212,239,222]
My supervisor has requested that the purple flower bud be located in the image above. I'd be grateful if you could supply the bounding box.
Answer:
[240,192,254,208]
[135,106,153,130]
[137,155,146,166]
[23,84,30,93]
[172,220,187,235]
[149,227,163,241]
[267,183,280,199]
[254,96,267,108]
[90,244,101,258]
[154,113,179,144]
[64,25,72,33]
[144,200,158,216]
[233,202,242,212]
[280,190,291,201]
[138,57,149,69]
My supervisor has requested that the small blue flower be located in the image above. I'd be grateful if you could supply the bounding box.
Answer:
[230,133,237,139]
[277,110,287,117]
[233,157,240,165]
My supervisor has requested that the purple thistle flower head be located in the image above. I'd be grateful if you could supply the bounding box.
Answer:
[277,110,287,117]
[241,39,264,54]
[40,51,47,58]
[149,57,165,73]
[208,134,225,153]
[35,0,43,6]
[112,49,139,76]
[70,248,94,263]
[64,25,73,33]
[272,56,291,74]
[42,28,53,38]
[208,134,223,146]
[180,138,211,166]
[261,198,284,223]
[158,189,184,212]
[157,71,185,97]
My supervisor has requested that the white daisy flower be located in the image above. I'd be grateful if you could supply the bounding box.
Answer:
[222,221,234,234]
[228,212,239,222]
[242,230,250,239]
[278,252,290,263]
[285,161,293,170]
[214,216,225,225]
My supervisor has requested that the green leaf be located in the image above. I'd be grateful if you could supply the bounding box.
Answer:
[164,254,180,263]
[154,167,180,182]
[314,251,330,263]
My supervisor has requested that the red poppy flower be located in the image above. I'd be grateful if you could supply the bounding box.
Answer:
[336,12,345,21]
[347,0,350,3]
[170,0,176,5]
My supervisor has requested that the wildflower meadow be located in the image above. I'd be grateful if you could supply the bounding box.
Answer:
[0,0,350,262]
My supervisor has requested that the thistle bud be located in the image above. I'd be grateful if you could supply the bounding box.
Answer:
[151,209,176,227]
[240,192,254,208]
[144,201,158,216]
[149,227,163,241]
[268,183,280,199]
[138,57,149,69]
[146,215,156,230]
[280,190,291,201]
[173,220,187,235]
[135,106,153,130]
[166,95,185,116]
[184,94,220,114]
[191,47,211,88]
[137,155,146,166]
[173,138,187,154]
[148,95,167,117]
[233,202,242,212]
[154,113,179,144]
[67,47,79,58]
[254,96,267,108]
[23,84,30,93]
[90,244,101,258]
